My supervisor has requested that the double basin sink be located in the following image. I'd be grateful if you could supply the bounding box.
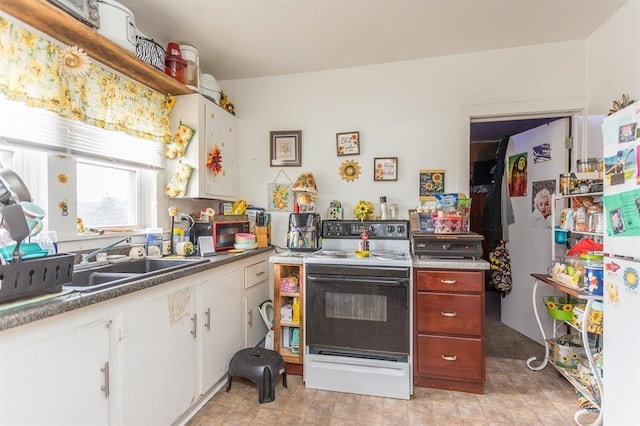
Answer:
[64,258,209,292]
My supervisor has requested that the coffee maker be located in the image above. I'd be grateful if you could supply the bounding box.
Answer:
[286,213,321,251]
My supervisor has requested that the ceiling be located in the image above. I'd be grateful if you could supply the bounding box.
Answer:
[119,0,627,81]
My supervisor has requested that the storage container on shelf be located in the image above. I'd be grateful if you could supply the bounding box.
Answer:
[179,44,200,90]
[582,251,604,296]
[97,0,137,52]
[200,73,222,104]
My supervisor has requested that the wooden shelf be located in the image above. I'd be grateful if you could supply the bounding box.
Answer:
[531,273,602,300]
[0,0,195,95]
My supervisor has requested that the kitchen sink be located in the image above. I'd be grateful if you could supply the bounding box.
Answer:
[65,258,209,291]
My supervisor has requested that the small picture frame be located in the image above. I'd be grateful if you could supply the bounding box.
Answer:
[419,169,445,200]
[373,157,398,181]
[270,130,302,167]
[336,131,360,156]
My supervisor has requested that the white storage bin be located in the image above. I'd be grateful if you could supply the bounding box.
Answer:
[97,0,137,52]
[200,73,221,104]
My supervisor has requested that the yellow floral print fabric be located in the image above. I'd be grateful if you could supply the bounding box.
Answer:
[0,16,173,143]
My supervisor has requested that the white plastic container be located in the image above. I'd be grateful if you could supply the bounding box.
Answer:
[200,73,221,104]
[179,44,200,90]
[97,0,137,52]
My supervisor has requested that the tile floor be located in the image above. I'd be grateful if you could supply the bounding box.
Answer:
[187,357,599,425]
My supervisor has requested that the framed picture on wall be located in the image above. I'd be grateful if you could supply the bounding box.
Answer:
[373,157,398,181]
[336,131,360,156]
[270,130,302,167]
[419,169,445,200]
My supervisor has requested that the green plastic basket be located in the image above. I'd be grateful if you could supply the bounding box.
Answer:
[544,295,577,321]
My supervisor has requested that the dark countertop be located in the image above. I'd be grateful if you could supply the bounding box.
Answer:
[0,247,274,332]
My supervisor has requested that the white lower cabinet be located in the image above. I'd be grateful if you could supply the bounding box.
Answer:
[244,260,270,347]
[0,250,274,425]
[120,282,198,425]
[200,268,243,395]
[0,316,113,425]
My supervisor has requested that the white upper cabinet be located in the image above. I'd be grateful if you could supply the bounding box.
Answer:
[167,94,239,200]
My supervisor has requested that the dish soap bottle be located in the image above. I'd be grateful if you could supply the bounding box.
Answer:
[380,196,389,220]
[359,228,369,252]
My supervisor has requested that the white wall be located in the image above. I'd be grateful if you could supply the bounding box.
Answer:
[223,41,588,248]
[587,0,640,115]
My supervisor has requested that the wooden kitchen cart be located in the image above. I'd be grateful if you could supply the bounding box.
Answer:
[272,261,304,375]
[413,268,486,394]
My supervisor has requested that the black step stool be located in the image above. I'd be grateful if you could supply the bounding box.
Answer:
[226,347,287,403]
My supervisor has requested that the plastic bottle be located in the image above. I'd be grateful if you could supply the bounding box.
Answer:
[380,196,389,220]
[292,297,300,324]
[358,229,369,251]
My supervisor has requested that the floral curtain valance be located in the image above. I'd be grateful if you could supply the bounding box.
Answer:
[0,16,173,143]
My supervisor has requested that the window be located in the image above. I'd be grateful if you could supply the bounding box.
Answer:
[76,160,139,228]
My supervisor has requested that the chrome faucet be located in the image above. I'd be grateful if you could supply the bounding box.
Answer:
[80,237,131,264]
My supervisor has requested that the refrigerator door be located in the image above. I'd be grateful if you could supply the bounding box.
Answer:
[601,104,640,259]
[602,256,640,423]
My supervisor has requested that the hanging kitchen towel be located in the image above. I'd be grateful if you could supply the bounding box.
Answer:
[267,169,294,212]
[488,240,513,297]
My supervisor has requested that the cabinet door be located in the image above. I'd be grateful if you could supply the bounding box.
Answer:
[203,100,238,200]
[121,286,197,425]
[244,279,270,347]
[201,268,243,394]
[0,318,111,425]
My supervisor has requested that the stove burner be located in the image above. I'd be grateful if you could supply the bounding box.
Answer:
[313,250,348,258]
[370,251,407,260]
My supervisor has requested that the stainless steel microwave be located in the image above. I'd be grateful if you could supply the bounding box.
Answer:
[190,220,250,253]
[48,0,100,28]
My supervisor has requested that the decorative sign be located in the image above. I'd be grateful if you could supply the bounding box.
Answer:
[336,131,360,156]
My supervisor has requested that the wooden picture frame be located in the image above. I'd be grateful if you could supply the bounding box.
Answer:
[373,157,398,181]
[419,169,445,200]
[270,130,302,167]
[336,131,360,156]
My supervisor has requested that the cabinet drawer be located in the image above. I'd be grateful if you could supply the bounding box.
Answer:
[415,334,483,380]
[244,260,269,289]
[416,293,482,335]
[415,270,483,292]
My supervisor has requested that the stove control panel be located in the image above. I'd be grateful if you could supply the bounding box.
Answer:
[322,220,410,239]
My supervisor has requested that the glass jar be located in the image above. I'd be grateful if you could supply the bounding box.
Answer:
[574,206,587,232]
[559,174,572,195]
[576,158,600,173]
[587,205,603,233]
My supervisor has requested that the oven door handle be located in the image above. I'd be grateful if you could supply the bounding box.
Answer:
[307,274,408,286]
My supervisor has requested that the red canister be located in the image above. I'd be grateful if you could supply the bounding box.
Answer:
[165,55,186,84]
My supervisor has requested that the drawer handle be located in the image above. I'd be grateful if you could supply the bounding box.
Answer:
[440,279,457,285]
[255,271,266,276]
[440,311,457,317]
[441,355,457,361]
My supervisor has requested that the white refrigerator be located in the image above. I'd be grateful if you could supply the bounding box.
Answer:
[601,104,640,424]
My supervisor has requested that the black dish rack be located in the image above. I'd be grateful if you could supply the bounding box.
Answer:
[0,253,74,304]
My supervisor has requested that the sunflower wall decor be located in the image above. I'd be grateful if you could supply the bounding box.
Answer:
[339,160,361,182]
[205,144,224,176]
[419,169,445,200]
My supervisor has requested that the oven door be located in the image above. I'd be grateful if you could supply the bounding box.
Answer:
[305,264,410,361]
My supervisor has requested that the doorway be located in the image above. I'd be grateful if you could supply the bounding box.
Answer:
[468,114,575,359]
